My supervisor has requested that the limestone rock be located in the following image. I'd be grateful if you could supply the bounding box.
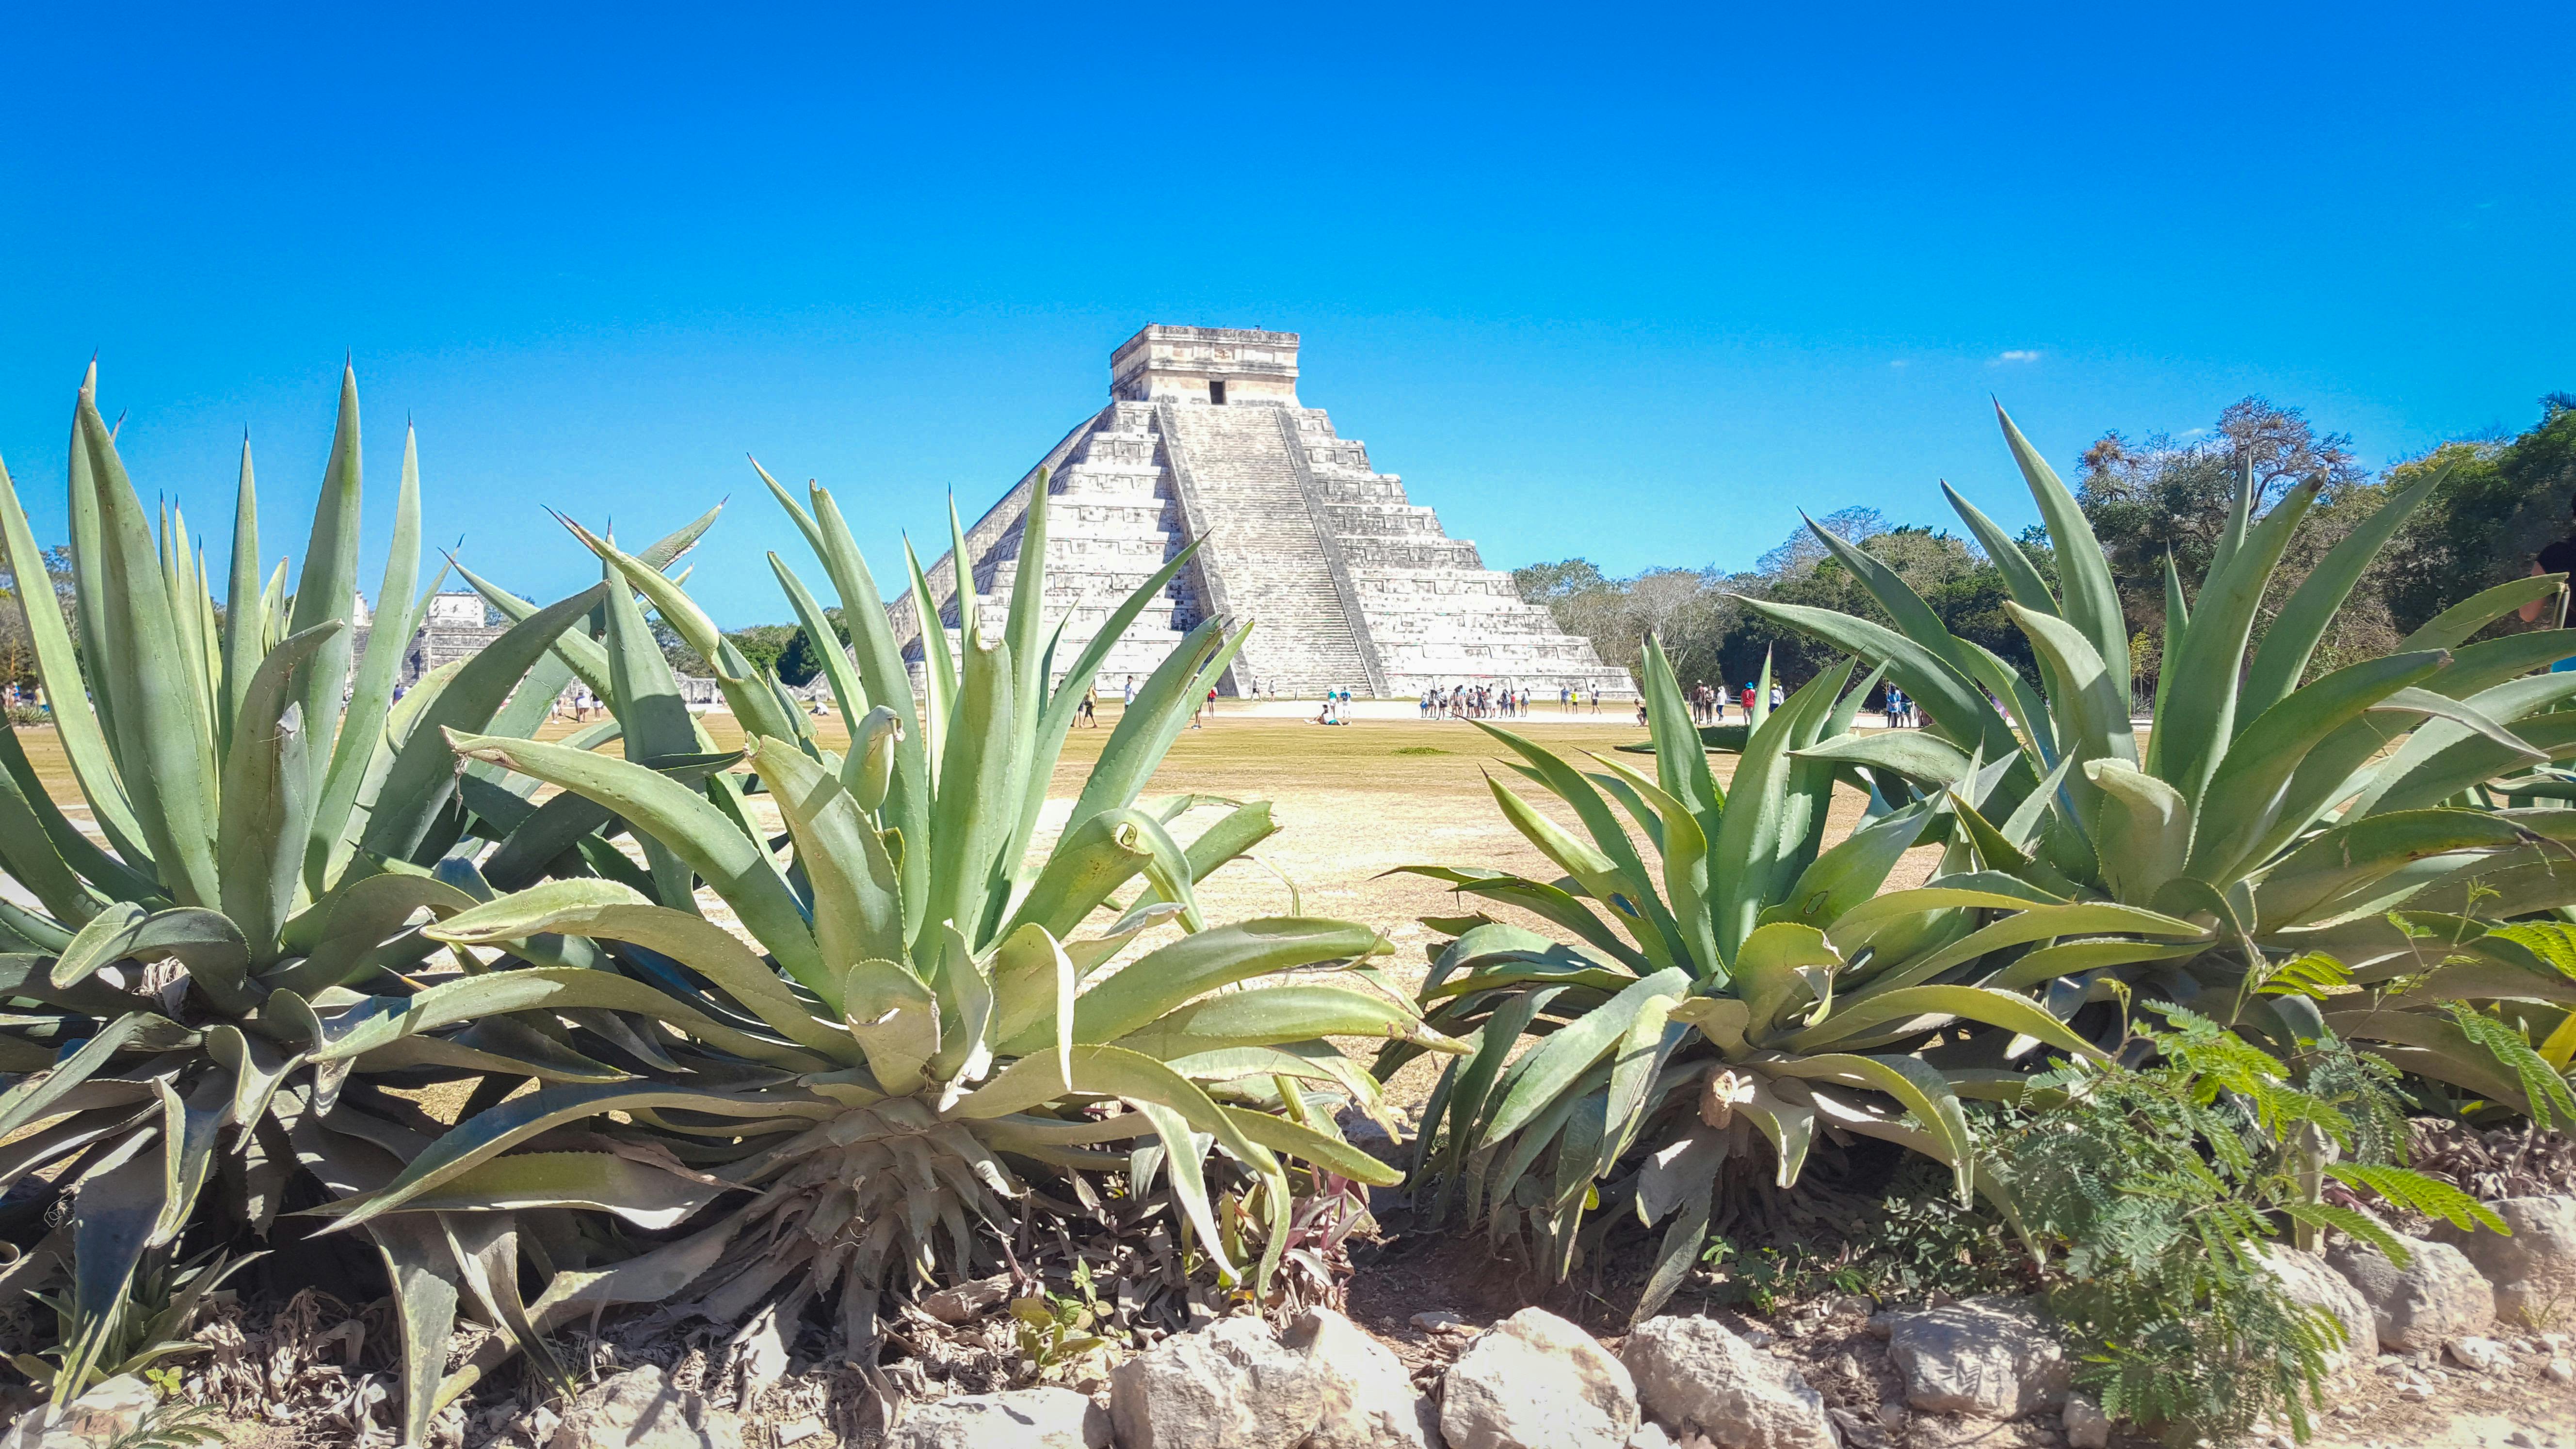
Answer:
[549,1365,747,1449]
[1439,1308,1638,1449]
[2253,1246,2376,1374]
[1110,1313,1324,1449]
[885,1387,1110,1449]
[1628,1426,1681,1449]
[2431,1195,2576,1330]
[2545,1357,2574,1385]
[1827,1408,1886,1448]
[1620,1315,1836,1449]
[0,1375,159,1449]
[2447,1335,2509,1373]
[1884,1296,2069,1417]
[2325,1239,2495,1351]
[2062,1395,2110,1449]
[1286,1306,1441,1449]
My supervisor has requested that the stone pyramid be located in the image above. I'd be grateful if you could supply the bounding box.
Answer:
[890,325,1634,700]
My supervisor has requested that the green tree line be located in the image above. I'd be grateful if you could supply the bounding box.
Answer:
[1520,393,2576,701]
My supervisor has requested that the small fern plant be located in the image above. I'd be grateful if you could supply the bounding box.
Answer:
[1994,1006,2503,1445]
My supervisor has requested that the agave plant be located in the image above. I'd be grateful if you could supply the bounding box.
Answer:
[315,472,1459,1364]
[1380,637,2126,1320]
[1744,404,2576,1114]
[0,365,682,1431]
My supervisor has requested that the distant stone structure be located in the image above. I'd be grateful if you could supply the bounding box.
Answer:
[402,592,509,685]
[346,591,508,691]
[892,325,1633,699]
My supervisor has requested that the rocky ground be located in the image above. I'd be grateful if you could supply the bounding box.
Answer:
[3,1183,2570,1449]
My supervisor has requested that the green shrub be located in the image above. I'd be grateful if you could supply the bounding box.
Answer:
[2002,1009,2500,1444]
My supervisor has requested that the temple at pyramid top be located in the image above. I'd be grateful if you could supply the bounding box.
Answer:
[888,324,1635,699]
[1110,325,1303,406]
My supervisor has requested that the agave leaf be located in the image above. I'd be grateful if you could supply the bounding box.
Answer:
[1827,879,2065,957]
[1734,596,2022,776]
[2397,574,2566,653]
[927,922,996,1084]
[326,1083,814,1233]
[2240,467,2442,722]
[2151,479,2320,810]
[310,1151,727,1228]
[281,366,366,831]
[2186,650,2453,885]
[218,624,342,963]
[1711,663,1854,960]
[1581,750,1719,968]
[769,554,872,763]
[451,559,615,700]
[774,477,934,937]
[1941,481,2058,617]
[58,1132,169,1403]
[309,966,831,1072]
[444,730,825,997]
[2252,809,2527,929]
[566,515,806,748]
[924,630,1016,960]
[306,427,423,892]
[75,389,221,907]
[1484,773,1674,970]
[360,584,610,864]
[1765,805,1931,932]
[1114,983,1455,1058]
[1762,1051,1974,1202]
[1478,968,1690,1147]
[1397,868,1652,970]
[1637,637,1723,827]
[751,739,902,1002]
[842,957,940,1094]
[263,871,481,997]
[1995,403,2130,698]
[2006,601,2138,825]
[425,880,853,1060]
[358,1212,466,1447]
[1063,617,1249,839]
[2349,690,2576,820]
[1020,918,1386,1055]
[1213,1104,1401,1187]
[0,1013,198,1143]
[1129,1098,1235,1282]
[0,734,108,926]
[150,1073,231,1247]
[1790,731,1971,791]
[1784,984,2108,1059]
[1980,937,2205,991]
[0,448,148,859]
[1479,720,1689,936]
[2086,759,2195,906]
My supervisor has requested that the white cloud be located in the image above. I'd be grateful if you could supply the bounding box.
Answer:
[1888,359,1908,369]
[1990,349,2042,365]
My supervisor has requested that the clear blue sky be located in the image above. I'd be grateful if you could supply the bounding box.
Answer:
[4,1,2568,627]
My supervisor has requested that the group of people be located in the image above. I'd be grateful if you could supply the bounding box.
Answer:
[1419,683,1530,720]
[1678,681,1788,725]
[1881,685,1922,728]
